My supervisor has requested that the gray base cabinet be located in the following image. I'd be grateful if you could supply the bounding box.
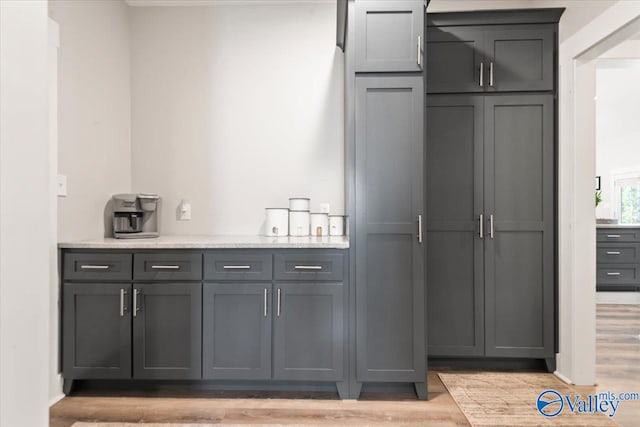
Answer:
[203,283,272,380]
[63,283,132,379]
[133,283,202,379]
[274,283,344,381]
[596,228,640,291]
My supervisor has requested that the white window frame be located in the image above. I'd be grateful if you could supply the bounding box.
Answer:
[612,168,640,223]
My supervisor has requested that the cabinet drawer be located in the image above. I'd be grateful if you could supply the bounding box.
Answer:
[134,252,202,281]
[597,229,640,242]
[597,244,640,264]
[274,253,344,281]
[204,252,272,281]
[64,252,132,281]
[596,264,640,285]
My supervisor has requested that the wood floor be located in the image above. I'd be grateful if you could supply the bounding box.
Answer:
[50,304,640,427]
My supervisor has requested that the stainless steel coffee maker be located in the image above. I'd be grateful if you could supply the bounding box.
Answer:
[112,194,160,239]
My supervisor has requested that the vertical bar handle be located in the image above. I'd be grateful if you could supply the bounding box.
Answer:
[489,62,494,87]
[133,289,140,317]
[120,289,126,317]
[479,214,484,239]
[277,288,281,318]
[263,288,268,317]
[489,214,494,239]
[417,36,422,67]
[479,62,484,87]
[417,215,423,243]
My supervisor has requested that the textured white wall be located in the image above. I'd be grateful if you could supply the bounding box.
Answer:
[50,0,132,241]
[595,60,640,219]
[0,1,51,425]
[130,3,344,235]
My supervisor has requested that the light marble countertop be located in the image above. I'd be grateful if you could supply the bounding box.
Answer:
[596,224,640,229]
[58,234,350,249]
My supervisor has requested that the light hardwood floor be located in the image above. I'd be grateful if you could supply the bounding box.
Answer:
[50,304,640,427]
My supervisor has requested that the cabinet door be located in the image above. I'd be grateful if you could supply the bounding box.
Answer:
[484,27,554,92]
[426,95,484,357]
[484,95,554,358]
[202,283,271,380]
[273,283,344,381]
[355,76,425,382]
[133,283,202,379]
[427,27,485,93]
[63,283,131,379]
[355,0,424,72]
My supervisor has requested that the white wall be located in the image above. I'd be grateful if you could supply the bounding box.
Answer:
[595,60,640,219]
[49,0,132,241]
[130,3,344,235]
[0,1,51,425]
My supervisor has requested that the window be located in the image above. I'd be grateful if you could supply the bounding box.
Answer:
[613,172,640,224]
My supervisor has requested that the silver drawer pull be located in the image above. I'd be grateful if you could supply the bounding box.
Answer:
[606,272,621,276]
[120,289,127,317]
[80,265,110,270]
[606,251,621,255]
[223,265,252,270]
[294,265,323,270]
[607,234,621,238]
[151,265,180,269]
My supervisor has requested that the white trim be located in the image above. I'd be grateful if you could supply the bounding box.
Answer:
[49,393,64,407]
[125,0,335,7]
[554,370,574,386]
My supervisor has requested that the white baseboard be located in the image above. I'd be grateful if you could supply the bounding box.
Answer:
[49,393,64,407]
[596,292,640,304]
[554,370,574,385]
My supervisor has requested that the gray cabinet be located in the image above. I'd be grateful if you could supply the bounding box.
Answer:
[355,0,424,72]
[354,75,425,392]
[63,283,132,379]
[484,95,555,358]
[426,94,555,361]
[426,95,484,357]
[203,283,272,380]
[273,283,344,381]
[596,227,640,291]
[427,24,555,93]
[133,283,202,379]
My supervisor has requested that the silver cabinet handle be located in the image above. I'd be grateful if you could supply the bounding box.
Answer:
[417,214,423,243]
[120,289,126,317]
[607,235,621,238]
[489,62,494,87]
[277,288,281,317]
[479,214,484,239]
[263,288,268,318]
[151,265,180,269]
[607,272,621,276]
[80,265,109,270]
[417,35,421,67]
[223,265,251,270]
[479,62,484,87]
[606,251,621,255]
[133,289,140,317]
[489,214,494,239]
[294,265,323,270]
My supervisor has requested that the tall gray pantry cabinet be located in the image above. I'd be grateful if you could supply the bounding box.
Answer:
[346,0,427,399]
[425,9,563,370]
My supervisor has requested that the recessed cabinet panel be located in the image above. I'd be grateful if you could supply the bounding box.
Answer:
[64,253,132,281]
[355,0,423,72]
[134,252,202,281]
[133,283,202,379]
[203,283,271,380]
[273,283,344,381]
[485,28,554,92]
[427,28,485,93]
[63,283,132,379]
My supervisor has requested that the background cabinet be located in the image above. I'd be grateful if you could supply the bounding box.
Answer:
[355,0,424,72]
[354,75,425,395]
[427,25,555,93]
[596,228,640,291]
[426,94,555,362]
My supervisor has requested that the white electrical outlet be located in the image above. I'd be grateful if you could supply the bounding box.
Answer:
[178,200,192,221]
[57,174,67,197]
